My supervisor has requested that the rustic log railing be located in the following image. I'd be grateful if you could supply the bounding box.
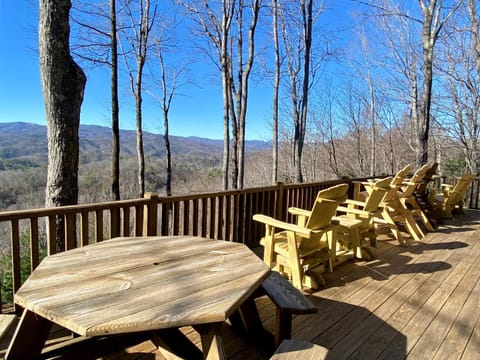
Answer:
[0,176,479,312]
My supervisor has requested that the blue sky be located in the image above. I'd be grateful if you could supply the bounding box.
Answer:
[0,0,355,140]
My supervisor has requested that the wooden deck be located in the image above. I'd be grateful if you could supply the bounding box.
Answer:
[2,209,480,359]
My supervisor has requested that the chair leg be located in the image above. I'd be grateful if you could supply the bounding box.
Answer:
[262,226,276,268]
[380,210,407,246]
[412,201,435,232]
[326,230,337,272]
[349,227,365,259]
[402,210,423,241]
[286,232,303,290]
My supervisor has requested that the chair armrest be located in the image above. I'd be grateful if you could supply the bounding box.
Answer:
[253,214,312,238]
[337,205,374,217]
[343,199,366,208]
[287,207,311,217]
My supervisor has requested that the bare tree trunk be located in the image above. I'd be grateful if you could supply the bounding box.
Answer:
[237,0,260,189]
[221,1,232,191]
[163,110,172,196]
[111,0,120,200]
[123,0,155,197]
[135,67,145,197]
[178,1,258,190]
[365,59,376,176]
[417,0,454,167]
[272,0,280,184]
[295,0,313,183]
[40,0,86,252]
[417,1,435,167]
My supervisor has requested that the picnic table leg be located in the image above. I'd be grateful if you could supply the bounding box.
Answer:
[230,295,275,353]
[6,309,52,360]
[194,322,225,360]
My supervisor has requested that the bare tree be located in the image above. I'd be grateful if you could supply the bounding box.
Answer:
[111,0,121,200]
[71,0,122,200]
[149,28,189,196]
[360,0,461,167]
[178,0,233,190]
[40,0,86,251]
[178,0,261,190]
[438,0,480,174]
[359,34,377,176]
[121,0,156,197]
[272,0,280,184]
[279,0,317,183]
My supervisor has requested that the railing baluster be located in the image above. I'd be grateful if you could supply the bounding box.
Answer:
[30,217,40,271]
[134,205,143,236]
[201,198,208,238]
[192,199,199,236]
[10,219,21,305]
[65,213,76,250]
[208,198,215,239]
[80,210,89,246]
[217,196,224,240]
[183,200,190,235]
[47,215,57,255]
[160,202,169,236]
[173,201,180,236]
[95,210,103,242]
[111,208,120,239]
[123,207,130,236]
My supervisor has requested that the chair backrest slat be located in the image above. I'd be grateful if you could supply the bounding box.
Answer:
[306,184,348,230]
[363,177,393,213]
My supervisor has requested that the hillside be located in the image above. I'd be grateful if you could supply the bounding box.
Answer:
[0,122,270,169]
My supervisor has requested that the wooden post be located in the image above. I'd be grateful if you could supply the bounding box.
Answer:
[275,182,285,220]
[143,192,158,236]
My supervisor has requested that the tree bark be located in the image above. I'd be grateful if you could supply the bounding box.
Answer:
[295,0,313,183]
[221,1,232,191]
[272,0,280,184]
[40,0,86,252]
[111,0,120,201]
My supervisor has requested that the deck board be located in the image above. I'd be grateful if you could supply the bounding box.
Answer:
[1,210,480,359]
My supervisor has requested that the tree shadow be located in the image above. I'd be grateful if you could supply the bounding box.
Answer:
[294,296,407,360]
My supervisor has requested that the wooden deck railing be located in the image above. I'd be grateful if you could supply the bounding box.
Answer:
[1,176,479,312]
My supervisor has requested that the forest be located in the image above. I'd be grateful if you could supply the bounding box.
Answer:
[61,0,478,200]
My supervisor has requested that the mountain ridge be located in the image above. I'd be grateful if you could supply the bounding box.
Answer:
[0,122,270,170]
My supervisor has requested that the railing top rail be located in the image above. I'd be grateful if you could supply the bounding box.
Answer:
[0,177,380,222]
[0,197,152,221]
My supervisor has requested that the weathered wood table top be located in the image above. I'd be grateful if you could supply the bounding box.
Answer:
[7,236,270,359]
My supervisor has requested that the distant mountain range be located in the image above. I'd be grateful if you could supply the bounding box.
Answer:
[0,122,270,170]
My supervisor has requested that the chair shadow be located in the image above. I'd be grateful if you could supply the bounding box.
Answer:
[297,296,407,360]
[405,240,469,255]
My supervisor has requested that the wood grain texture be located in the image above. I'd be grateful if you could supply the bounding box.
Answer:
[14,236,270,337]
[270,339,328,359]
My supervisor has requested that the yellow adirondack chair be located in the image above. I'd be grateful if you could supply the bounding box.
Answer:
[253,184,348,290]
[429,174,477,219]
[335,176,393,256]
[373,164,421,245]
[398,164,435,236]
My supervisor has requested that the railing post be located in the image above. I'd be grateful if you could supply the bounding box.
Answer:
[143,192,158,236]
[275,182,285,220]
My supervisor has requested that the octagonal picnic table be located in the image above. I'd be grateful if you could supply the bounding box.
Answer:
[6,235,270,359]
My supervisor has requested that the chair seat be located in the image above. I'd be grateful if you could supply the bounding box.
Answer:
[260,233,330,262]
[333,216,363,229]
